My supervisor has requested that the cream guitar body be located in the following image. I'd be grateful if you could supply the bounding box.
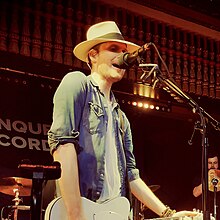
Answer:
[44,196,130,220]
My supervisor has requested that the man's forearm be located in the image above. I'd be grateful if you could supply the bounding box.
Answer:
[53,143,84,219]
[130,178,167,217]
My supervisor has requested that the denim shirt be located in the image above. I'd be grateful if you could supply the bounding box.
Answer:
[48,71,140,201]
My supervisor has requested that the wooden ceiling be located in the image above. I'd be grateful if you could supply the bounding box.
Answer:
[130,0,220,31]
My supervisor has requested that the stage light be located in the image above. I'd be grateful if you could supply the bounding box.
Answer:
[138,102,143,107]
[150,105,154,109]
[144,103,149,108]
[127,99,171,113]
[114,91,171,113]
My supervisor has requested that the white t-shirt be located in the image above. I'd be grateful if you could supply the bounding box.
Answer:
[97,102,121,203]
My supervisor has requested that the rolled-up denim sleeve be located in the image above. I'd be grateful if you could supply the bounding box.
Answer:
[122,112,140,182]
[48,71,87,154]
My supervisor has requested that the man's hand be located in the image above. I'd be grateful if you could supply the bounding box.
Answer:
[172,210,201,219]
[173,210,216,220]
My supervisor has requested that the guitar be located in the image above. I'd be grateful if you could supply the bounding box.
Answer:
[44,196,130,220]
[44,196,213,220]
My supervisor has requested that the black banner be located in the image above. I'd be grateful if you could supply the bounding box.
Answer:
[0,71,56,171]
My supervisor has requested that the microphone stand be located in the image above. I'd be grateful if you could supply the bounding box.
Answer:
[139,64,220,220]
[212,178,218,220]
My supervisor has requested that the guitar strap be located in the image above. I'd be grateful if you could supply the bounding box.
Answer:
[118,108,133,218]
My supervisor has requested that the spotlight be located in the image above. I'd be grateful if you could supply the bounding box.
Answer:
[150,105,154,109]
[138,102,143,107]
[144,103,149,108]
[132,101,137,106]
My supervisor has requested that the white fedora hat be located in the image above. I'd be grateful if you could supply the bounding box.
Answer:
[73,21,140,62]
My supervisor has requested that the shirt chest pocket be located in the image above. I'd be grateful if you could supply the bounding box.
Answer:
[83,102,105,134]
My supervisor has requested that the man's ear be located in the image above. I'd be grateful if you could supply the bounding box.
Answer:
[88,49,98,62]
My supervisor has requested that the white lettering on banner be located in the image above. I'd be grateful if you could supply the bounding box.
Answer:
[0,134,10,146]
[42,139,49,151]
[0,118,51,151]
[0,118,50,135]
[42,124,50,135]
[28,138,41,150]
[12,136,27,148]
[12,121,27,133]
[0,134,50,151]
[0,119,11,131]
[28,122,41,134]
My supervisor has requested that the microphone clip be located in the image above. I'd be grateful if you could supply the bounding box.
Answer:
[138,64,159,87]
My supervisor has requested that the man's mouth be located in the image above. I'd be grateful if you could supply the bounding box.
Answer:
[112,63,125,71]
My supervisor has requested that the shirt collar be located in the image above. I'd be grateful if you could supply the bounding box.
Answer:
[88,74,119,109]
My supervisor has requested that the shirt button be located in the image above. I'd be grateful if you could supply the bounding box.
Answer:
[100,173,104,177]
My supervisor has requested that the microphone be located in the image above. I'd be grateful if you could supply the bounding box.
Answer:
[211,178,219,186]
[112,42,152,69]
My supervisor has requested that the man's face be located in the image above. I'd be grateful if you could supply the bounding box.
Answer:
[91,41,128,83]
[208,156,218,170]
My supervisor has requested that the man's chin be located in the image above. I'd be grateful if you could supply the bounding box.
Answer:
[112,72,124,82]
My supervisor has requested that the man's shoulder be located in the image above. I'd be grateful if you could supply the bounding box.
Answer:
[55,71,89,95]
[60,71,89,87]
[63,71,87,81]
